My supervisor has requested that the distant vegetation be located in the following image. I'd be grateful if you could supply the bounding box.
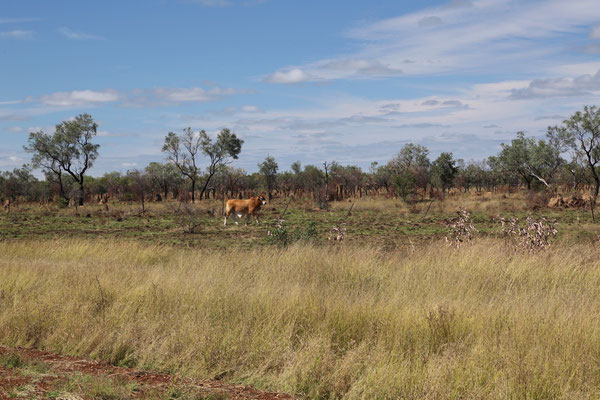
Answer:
[2,106,600,215]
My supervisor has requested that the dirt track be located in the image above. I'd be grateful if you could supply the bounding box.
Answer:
[0,346,293,400]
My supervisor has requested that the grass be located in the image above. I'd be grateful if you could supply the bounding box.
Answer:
[2,237,600,398]
[2,191,599,250]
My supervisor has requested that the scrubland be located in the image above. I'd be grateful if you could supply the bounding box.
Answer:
[2,236,600,399]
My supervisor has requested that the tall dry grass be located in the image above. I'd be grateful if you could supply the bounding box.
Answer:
[329,191,528,215]
[1,239,599,399]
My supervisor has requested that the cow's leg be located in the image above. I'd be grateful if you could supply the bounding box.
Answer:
[245,214,250,226]
[234,212,242,225]
[254,214,260,225]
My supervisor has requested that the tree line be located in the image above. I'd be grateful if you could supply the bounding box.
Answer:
[2,106,600,208]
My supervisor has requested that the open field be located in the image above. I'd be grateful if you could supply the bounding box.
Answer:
[2,192,600,249]
[2,232,600,398]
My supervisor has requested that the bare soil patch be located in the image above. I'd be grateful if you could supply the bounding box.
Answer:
[0,346,293,400]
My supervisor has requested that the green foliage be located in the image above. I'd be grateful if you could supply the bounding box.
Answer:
[267,220,318,247]
[496,131,564,188]
[258,156,278,196]
[0,166,38,201]
[548,105,600,200]
[25,114,100,205]
[162,127,243,201]
[431,152,458,192]
[393,169,416,202]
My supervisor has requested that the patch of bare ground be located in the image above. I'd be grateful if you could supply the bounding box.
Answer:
[0,346,293,400]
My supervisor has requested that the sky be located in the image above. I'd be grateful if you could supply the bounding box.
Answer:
[1,0,600,175]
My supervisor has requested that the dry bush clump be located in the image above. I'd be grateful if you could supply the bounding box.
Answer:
[500,216,558,251]
[526,191,552,210]
[172,203,204,233]
[328,223,346,242]
[445,208,478,248]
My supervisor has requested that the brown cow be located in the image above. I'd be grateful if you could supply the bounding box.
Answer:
[224,195,267,226]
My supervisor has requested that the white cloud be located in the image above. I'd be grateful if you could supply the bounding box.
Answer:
[0,30,34,39]
[58,27,104,40]
[510,69,600,99]
[265,68,311,84]
[266,0,600,82]
[8,85,246,110]
[591,25,600,39]
[123,86,247,107]
[38,89,119,106]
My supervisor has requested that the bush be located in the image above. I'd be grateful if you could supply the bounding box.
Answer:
[500,216,558,251]
[267,220,318,247]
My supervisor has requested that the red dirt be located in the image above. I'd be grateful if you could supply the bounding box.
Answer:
[0,346,293,399]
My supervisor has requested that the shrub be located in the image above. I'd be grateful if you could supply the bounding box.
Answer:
[500,216,558,251]
[445,208,478,248]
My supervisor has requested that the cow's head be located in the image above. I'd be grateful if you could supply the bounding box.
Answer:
[257,195,267,205]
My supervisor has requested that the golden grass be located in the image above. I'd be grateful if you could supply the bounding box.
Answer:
[329,191,528,215]
[1,239,600,399]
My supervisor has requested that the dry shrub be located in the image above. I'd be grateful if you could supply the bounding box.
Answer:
[328,223,346,242]
[501,216,558,251]
[526,190,551,211]
[445,208,478,248]
[172,203,204,233]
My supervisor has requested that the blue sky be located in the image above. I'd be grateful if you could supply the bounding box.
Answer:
[2,0,600,175]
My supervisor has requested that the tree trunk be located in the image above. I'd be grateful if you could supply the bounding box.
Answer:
[191,179,196,203]
[78,182,84,206]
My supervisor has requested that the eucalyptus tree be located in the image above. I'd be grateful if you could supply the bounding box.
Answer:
[145,162,182,200]
[258,156,278,201]
[548,105,600,220]
[431,152,458,193]
[389,143,431,196]
[162,127,243,202]
[495,131,564,189]
[25,113,100,205]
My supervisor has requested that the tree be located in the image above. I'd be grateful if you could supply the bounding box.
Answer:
[145,162,182,200]
[389,143,430,171]
[389,143,431,197]
[258,156,278,201]
[548,105,600,220]
[127,169,152,213]
[199,128,243,200]
[0,166,38,203]
[162,127,243,202]
[25,114,100,205]
[431,152,458,193]
[495,132,564,189]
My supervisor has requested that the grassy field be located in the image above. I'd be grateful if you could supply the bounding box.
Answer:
[2,193,600,398]
[1,192,599,249]
[2,235,600,399]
